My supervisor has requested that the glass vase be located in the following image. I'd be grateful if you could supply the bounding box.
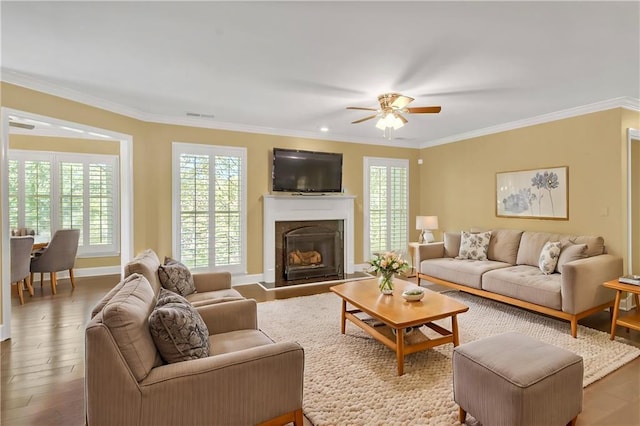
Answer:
[378,271,394,295]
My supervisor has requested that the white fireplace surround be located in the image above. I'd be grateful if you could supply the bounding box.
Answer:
[263,194,355,283]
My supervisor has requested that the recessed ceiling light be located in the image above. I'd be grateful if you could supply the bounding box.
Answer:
[320,126,329,132]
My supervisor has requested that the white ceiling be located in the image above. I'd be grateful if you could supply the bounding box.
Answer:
[2,1,639,148]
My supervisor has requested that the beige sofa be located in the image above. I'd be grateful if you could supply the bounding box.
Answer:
[85,273,305,426]
[124,249,244,306]
[417,229,623,337]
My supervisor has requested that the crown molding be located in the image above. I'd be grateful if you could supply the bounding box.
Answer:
[1,70,418,149]
[420,96,640,148]
[3,70,638,151]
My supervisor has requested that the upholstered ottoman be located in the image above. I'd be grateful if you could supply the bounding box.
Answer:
[453,332,583,426]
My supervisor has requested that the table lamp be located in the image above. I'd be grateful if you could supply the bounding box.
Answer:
[416,215,438,243]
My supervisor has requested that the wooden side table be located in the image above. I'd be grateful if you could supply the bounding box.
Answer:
[603,279,640,340]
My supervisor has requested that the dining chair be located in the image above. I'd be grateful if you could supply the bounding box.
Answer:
[11,236,35,305]
[30,229,80,295]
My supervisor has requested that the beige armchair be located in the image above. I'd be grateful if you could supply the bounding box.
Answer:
[30,229,80,294]
[85,273,305,426]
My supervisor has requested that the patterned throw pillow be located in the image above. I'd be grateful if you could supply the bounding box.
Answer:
[157,287,189,306]
[149,296,210,364]
[455,231,492,261]
[539,241,562,274]
[158,257,196,297]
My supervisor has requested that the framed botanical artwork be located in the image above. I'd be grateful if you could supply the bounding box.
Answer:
[496,166,568,220]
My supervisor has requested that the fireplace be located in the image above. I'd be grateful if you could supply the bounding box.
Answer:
[263,194,355,285]
[275,220,344,285]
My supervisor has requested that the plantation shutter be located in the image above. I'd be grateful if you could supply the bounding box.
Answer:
[364,157,409,261]
[24,159,52,238]
[173,143,246,273]
[8,150,119,256]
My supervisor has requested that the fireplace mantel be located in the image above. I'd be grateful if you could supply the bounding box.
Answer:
[263,194,355,283]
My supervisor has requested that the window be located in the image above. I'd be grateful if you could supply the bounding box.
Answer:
[363,157,409,261]
[172,143,247,274]
[8,150,119,256]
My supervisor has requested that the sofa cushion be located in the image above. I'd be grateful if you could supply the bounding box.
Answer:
[187,290,245,306]
[101,273,162,381]
[456,231,491,261]
[559,235,605,258]
[516,232,562,267]
[420,258,511,289]
[209,329,274,356]
[444,232,461,258]
[487,229,524,265]
[482,265,562,310]
[539,241,562,274]
[124,249,162,295]
[149,294,210,364]
[158,257,196,297]
[556,243,588,274]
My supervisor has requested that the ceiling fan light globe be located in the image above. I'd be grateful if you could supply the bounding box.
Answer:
[392,115,405,130]
[375,118,387,130]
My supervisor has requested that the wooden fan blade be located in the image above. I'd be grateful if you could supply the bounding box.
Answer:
[406,106,442,114]
[397,113,408,125]
[346,106,378,111]
[390,95,414,109]
[351,114,378,124]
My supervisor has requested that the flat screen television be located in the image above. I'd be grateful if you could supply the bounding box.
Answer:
[272,148,343,193]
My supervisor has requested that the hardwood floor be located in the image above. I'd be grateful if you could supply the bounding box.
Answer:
[1,275,638,425]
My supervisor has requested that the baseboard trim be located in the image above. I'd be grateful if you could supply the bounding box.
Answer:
[34,266,121,281]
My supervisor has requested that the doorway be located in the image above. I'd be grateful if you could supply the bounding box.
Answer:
[0,108,134,340]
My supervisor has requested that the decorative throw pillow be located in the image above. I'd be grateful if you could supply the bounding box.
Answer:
[555,243,588,274]
[149,297,210,364]
[157,287,189,306]
[158,257,196,297]
[539,241,562,274]
[456,231,491,261]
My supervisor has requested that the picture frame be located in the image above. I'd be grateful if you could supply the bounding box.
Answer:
[496,166,568,220]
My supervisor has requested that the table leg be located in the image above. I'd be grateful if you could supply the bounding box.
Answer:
[340,300,346,334]
[452,315,460,347]
[396,327,404,376]
[610,290,622,340]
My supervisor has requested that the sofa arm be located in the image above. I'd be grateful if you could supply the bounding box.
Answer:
[197,299,257,333]
[417,242,445,264]
[192,271,232,292]
[561,254,623,314]
[140,342,304,425]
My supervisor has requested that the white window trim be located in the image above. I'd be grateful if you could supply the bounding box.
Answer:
[172,142,247,274]
[8,149,120,257]
[363,156,410,261]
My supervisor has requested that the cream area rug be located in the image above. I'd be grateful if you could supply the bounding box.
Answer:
[257,290,640,426]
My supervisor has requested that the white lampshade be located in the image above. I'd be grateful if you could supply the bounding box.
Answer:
[416,215,438,230]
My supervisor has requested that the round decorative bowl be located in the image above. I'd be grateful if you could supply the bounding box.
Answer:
[402,288,425,302]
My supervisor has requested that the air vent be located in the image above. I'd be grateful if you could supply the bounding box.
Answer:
[186,112,215,119]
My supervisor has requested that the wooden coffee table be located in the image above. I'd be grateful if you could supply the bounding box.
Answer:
[330,278,469,375]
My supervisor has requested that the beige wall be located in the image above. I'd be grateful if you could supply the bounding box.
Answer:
[142,123,420,274]
[1,81,638,329]
[419,108,640,266]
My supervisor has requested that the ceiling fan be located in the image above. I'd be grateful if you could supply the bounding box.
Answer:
[346,92,441,133]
